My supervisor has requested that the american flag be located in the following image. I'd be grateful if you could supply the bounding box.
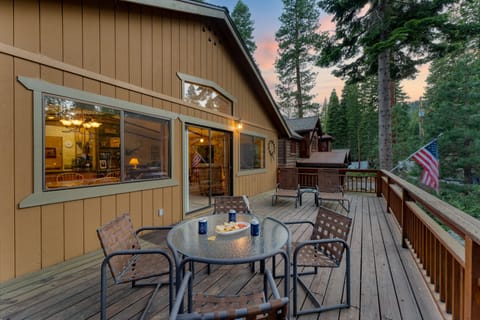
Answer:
[191,151,204,168]
[412,138,439,192]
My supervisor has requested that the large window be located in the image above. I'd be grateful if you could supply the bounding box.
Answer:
[240,134,265,170]
[43,94,170,190]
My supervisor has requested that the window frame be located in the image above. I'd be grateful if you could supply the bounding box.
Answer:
[238,132,266,173]
[177,72,236,116]
[18,77,178,208]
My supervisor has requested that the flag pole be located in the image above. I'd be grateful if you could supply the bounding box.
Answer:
[390,134,442,172]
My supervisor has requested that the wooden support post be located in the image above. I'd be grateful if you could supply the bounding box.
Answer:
[464,237,480,319]
[376,171,382,197]
[386,176,392,214]
[401,190,409,248]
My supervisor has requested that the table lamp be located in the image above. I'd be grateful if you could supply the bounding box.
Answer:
[129,157,139,169]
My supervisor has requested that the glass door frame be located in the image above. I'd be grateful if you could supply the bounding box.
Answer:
[183,123,233,215]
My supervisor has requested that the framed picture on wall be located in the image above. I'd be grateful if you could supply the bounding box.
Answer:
[99,160,107,169]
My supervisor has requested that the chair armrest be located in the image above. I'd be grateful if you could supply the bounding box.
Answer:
[293,238,349,259]
[283,220,315,227]
[103,248,173,265]
[136,225,173,236]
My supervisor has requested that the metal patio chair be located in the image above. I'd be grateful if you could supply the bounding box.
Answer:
[280,206,352,316]
[272,167,300,207]
[169,260,289,320]
[97,213,174,320]
[317,171,351,212]
[213,195,252,214]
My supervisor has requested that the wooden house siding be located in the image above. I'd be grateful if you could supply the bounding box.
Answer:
[0,0,281,281]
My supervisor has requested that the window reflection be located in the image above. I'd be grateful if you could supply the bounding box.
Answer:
[240,134,265,170]
[43,94,170,190]
[183,81,233,115]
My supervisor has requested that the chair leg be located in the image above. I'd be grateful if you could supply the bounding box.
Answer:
[294,248,351,316]
[139,283,162,320]
[100,260,109,320]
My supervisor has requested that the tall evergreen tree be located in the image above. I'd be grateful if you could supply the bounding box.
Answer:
[231,0,257,55]
[317,0,466,170]
[424,52,480,184]
[342,84,362,161]
[275,0,321,118]
[325,89,341,143]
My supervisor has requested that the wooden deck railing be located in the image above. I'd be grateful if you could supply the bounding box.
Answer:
[278,166,480,319]
[380,170,480,320]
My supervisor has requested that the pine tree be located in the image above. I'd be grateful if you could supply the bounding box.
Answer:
[325,89,341,142]
[342,84,361,161]
[275,0,321,118]
[231,0,257,55]
[317,0,465,169]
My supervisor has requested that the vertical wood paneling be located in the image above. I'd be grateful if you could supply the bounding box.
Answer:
[40,0,62,60]
[129,192,142,230]
[100,195,116,225]
[40,66,63,85]
[152,14,163,93]
[99,1,115,78]
[116,193,130,217]
[162,14,172,96]
[64,200,84,260]
[141,8,153,91]
[129,5,142,87]
[0,54,15,281]
[14,59,40,277]
[2,1,282,281]
[172,186,182,222]
[0,1,13,45]
[152,188,164,225]
[63,0,82,67]
[83,0,100,73]
[15,208,41,276]
[83,198,101,252]
[163,187,173,226]
[142,190,153,226]
[41,204,64,267]
[115,2,129,82]
[14,0,39,51]
[171,17,180,98]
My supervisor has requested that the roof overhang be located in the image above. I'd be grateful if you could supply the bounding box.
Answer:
[120,0,293,138]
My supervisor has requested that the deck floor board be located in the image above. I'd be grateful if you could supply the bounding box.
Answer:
[0,192,443,319]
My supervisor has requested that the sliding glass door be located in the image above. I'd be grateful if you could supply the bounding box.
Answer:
[186,125,232,213]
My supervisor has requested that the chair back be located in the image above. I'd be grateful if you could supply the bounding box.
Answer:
[310,207,352,264]
[317,170,344,192]
[277,167,298,190]
[213,195,251,214]
[57,172,84,182]
[96,214,141,281]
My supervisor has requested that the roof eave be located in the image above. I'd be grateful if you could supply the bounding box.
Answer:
[120,0,293,138]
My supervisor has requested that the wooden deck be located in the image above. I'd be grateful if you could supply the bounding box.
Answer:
[0,192,444,320]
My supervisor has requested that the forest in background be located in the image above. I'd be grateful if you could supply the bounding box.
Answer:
[225,0,479,217]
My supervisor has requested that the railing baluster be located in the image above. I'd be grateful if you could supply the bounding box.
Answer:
[464,237,480,319]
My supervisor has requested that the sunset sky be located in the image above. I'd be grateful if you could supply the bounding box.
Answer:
[208,0,428,104]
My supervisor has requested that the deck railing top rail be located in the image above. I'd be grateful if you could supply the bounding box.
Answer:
[381,169,480,244]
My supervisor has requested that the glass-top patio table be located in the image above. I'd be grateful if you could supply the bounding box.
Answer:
[167,213,291,297]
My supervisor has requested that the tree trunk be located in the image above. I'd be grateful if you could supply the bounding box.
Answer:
[378,48,393,170]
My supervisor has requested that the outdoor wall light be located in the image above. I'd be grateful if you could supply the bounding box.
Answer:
[236,118,243,130]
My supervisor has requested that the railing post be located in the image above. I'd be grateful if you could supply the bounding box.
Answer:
[401,189,410,248]
[386,176,391,214]
[376,170,382,197]
[464,237,480,319]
